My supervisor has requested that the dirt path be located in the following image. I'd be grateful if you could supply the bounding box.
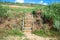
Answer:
[1,33,57,40]
[24,33,57,40]
[2,5,34,8]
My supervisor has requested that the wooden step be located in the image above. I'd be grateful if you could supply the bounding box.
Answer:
[25,16,33,19]
[25,15,33,18]
[24,27,32,28]
[23,30,32,32]
[25,22,33,24]
[25,24,32,27]
[23,27,32,30]
[24,20,33,23]
[24,20,33,24]
[36,17,41,20]
[25,18,33,20]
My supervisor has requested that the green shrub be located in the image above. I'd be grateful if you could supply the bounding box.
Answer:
[8,29,24,37]
[41,3,60,31]
[33,29,48,37]
[0,5,9,18]
[50,3,60,31]
[0,28,23,39]
[33,29,60,37]
[53,20,60,31]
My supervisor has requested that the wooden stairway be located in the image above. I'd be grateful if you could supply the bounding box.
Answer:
[23,13,33,33]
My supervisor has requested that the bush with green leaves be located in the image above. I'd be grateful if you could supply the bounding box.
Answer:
[51,4,60,31]
[8,29,24,37]
[0,5,9,18]
[41,3,60,31]
[49,3,60,31]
